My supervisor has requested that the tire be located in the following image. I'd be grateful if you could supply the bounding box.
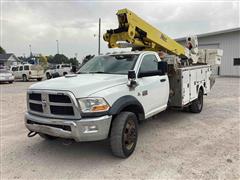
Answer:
[8,81,13,84]
[190,89,203,113]
[22,74,27,82]
[46,73,51,79]
[39,133,57,140]
[37,78,42,81]
[63,72,67,76]
[110,112,138,158]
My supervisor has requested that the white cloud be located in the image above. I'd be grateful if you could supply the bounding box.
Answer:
[1,1,239,60]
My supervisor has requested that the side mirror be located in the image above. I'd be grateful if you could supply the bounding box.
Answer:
[128,70,136,80]
[127,70,137,88]
[158,61,168,75]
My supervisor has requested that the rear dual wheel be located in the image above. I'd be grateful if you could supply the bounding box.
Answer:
[189,89,203,113]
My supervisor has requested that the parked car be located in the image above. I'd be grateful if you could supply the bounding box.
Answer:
[10,64,44,82]
[45,64,72,79]
[0,69,14,83]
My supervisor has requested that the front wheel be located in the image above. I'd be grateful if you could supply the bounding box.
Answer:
[46,73,51,79]
[110,112,138,158]
[190,89,203,113]
[37,78,42,81]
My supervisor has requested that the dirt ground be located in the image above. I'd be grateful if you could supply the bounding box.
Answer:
[0,77,239,179]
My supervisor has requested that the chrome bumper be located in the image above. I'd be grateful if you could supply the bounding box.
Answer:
[25,112,112,142]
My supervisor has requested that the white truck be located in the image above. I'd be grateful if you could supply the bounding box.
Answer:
[25,9,220,158]
[25,51,213,158]
[45,64,72,79]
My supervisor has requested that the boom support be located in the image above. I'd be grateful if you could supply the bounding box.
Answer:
[103,8,187,58]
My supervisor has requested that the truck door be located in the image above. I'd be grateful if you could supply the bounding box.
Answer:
[137,54,169,117]
[11,66,18,79]
[17,66,23,79]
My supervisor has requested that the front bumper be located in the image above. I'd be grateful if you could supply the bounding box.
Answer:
[25,112,112,142]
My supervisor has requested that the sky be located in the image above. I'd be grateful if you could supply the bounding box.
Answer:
[0,0,239,62]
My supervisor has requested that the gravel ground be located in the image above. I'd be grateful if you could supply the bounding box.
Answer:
[0,77,239,179]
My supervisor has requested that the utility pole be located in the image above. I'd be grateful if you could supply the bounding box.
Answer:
[98,18,101,55]
[56,40,59,54]
[29,44,32,57]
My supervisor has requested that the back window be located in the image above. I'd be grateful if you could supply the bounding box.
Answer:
[31,65,43,71]
[24,66,29,70]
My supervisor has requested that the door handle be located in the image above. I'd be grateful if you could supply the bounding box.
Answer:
[160,79,166,82]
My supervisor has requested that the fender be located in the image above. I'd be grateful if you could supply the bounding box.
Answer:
[109,95,145,121]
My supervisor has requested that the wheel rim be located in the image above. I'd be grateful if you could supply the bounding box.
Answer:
[123,119,137,150]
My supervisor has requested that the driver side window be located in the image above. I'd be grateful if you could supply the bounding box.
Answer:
[139,54,158,73]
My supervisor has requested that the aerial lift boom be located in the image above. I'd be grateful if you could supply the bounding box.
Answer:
[103,8,191,58]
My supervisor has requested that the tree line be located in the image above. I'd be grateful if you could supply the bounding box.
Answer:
[1,45,95,69]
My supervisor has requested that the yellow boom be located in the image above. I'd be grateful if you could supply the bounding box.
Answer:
[103,8,187,57]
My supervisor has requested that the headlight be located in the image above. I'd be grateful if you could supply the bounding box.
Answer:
[78,98,110,113]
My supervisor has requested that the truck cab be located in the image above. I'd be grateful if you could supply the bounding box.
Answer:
[25,51,170,158]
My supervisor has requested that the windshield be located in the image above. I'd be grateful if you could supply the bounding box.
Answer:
[78,54,139,74]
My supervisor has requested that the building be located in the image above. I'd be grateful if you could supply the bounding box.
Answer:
[0,53,20,67]
[175,28,240,77]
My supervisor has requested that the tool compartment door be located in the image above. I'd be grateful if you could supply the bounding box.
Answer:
[190,70,197,101]
[181,70,190,105]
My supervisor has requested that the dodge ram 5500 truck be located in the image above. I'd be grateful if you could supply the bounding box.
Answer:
[25,51,213,158]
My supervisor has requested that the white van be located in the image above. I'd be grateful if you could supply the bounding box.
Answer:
[10,64,44,82]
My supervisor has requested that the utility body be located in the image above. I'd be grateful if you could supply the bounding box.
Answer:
[25,9,221,158]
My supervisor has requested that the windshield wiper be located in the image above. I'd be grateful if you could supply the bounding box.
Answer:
[89,71,107,74]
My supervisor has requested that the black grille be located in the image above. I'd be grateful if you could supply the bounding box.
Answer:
[29,93,41,101]
[29,103,43,112]
[50,106,74,115]
[49,94,71,103]
[27,120,71,131]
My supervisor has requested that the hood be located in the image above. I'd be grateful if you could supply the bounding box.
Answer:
[29,74,127,97]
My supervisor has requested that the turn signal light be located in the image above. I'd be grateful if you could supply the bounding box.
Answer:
[92,105,109,112]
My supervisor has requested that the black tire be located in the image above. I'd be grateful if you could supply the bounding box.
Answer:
[22,74,27,82]
[8,81,13,84]
[110,112,138,158]
[46,73,51,79]
[39,133,57,140]
[63,72,67,76]
[190,89,203,113]
[37,78,42,81]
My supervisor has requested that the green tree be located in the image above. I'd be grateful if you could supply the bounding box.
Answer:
[38,55,48,70]
[46,55,54,63]
[51,54,68,64]
[69,57,79,66]
[0,46,6,54]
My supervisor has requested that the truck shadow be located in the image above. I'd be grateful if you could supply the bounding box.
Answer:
[27,109,195,162]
